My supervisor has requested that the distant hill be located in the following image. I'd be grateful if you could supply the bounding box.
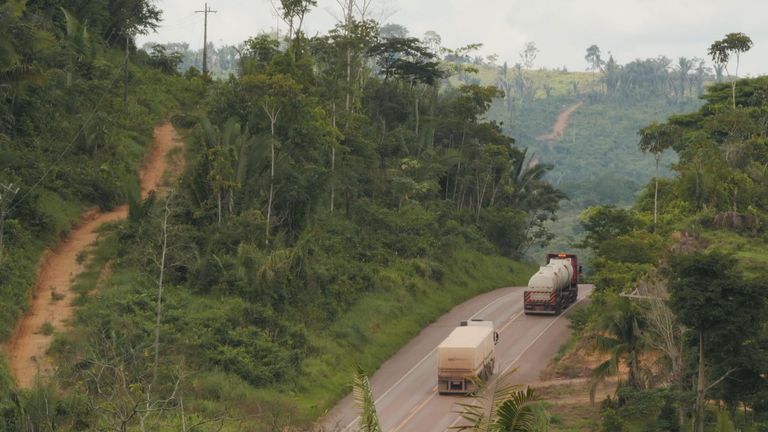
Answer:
[452,63,712,254]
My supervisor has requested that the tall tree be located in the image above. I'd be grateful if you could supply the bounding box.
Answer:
[519,41,538,70]
[708,32,753,109]
[666,252,765,432]
[638,122,681,230]
[275,0,317,42]
[242,74,301,245]
[585,44,604,72]
[676,57,693,99]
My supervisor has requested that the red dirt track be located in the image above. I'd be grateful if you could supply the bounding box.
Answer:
[3,123,183,388]
[537,101,583,141]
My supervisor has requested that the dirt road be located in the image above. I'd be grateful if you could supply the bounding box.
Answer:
[537,102,583,141]
[3,123,183,389]
[320,285,593,432]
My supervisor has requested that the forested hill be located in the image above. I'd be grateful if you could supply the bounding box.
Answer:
[1,3,554,430]
[557,72,768,431]
[472,55,711,252]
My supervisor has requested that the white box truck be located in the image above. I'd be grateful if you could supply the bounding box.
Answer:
[437,320,497,395]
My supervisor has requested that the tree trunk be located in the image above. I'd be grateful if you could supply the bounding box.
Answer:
[452,160,461,203]
[152,193,172,385]
[0,210,6,263]
[330,144,336,214]
[414,96,420,135]
[266,117,276,246]
[216,189,222,224]
[331,101,337,214]
[653,156,660,231]
[123,36,129,105]
[343,1,353,132]
[695,331,706,432]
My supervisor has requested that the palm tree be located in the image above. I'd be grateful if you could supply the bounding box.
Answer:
[589,297,647,402]
[61,8,95,87]
[507,148,558,209]
[452,371,541,432]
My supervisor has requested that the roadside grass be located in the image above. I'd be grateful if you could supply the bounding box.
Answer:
[552,332,579,364]
[56,230,536,428]
[292,248,535,420]
[536,381,610,432]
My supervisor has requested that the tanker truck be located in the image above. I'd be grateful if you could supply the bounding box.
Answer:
[524,253,580,315]
[437,320,498,395]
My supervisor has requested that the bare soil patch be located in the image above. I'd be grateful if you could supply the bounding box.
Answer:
[3,123,184,388]
[536,102,584,141]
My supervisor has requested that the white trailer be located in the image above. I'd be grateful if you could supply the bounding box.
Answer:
[437,322,497,395]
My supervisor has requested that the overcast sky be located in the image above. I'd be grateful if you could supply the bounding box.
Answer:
[138,0,768,76]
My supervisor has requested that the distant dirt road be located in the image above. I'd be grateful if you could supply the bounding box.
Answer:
[3,123,183,389]
[537,102,583,141]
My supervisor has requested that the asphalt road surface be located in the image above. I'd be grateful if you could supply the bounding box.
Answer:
[319,284,593,432]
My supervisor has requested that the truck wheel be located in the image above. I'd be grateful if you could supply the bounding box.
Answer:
[554,301,562,315]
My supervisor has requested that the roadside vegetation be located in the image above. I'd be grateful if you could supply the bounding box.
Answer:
[2,1,549,430]
[5,1,766,431]
[561,35,768,431]
[0,0,204,427]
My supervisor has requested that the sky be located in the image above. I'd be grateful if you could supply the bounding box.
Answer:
[137,0,768,76]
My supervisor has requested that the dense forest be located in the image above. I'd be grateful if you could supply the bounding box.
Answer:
[0,1,558,430]
[3,0,768,431]
[564,69,768,431]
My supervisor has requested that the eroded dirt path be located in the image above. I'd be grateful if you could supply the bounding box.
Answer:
[537,101,583,141]
[3,123,184,389]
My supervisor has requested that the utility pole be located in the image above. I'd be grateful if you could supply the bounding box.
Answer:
[195,3,217,76]
[0,182,20,263]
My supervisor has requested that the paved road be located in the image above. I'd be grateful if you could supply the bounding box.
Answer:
[319,284,593,432]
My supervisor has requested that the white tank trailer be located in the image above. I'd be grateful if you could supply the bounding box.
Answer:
[437,320,498,395]
[524,253,580,315]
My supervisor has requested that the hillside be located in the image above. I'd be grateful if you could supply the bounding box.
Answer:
[555,75,768,431]
[1,4,548,430]
[4,2,764,431]
[450,64,708,256]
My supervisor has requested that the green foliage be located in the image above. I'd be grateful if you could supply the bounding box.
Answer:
[5,14,568,430]
[666,251,763,334]
[600,387,683,432]
[588,297,648,399]
[578,206,648,250]
[453,371,542,432]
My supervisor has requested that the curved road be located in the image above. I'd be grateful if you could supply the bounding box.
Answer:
[320,284,593,432]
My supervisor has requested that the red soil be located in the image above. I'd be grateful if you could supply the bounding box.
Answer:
[3,123,183,388]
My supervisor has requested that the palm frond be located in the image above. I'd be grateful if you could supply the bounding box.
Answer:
[452,370,543,432]
[352,366,382,432]
[495,387,538,432]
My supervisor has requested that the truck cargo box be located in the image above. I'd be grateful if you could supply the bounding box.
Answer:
[437,326,495,373]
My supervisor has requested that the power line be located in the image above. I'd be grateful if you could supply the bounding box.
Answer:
[195,3,218,76]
